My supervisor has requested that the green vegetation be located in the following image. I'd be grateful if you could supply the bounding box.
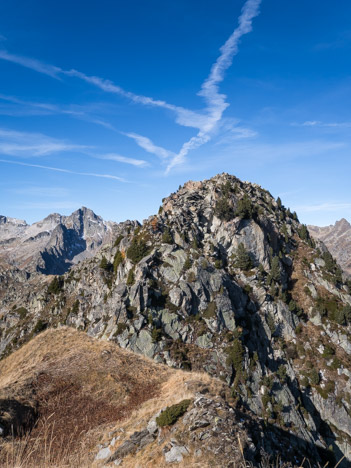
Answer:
[214,196,233,221]
[127,237,150,263]
[47,276,64,295]
[235,194,255,219]
[288,300,303,318]
[113,250,124,273]
[156,399,191,427]
[226,338,244,373]
[214,259,223,269]
[99,256,113,272]
[71,300,79,314]
[183,255,192,271]
[233,243,252,270]
[203,302,217,319]
[191,237,199,249]
[161,228,173,244]
[315,296,348,325]
[309,368,320,385]
[277,364,287,382]
[17,307,28,320]
[267,256,280,285]
[115,322,128,336]
[267,313,276,333]
[298,224,309,241]
[187,271,196,282]
[126,268,135,286]
[321,251,343,285]
[297,224,315,248]
[317,380,335,399]
[151,327,163,342]
[322,345,335,359]
[113,234,124,247]
[281,224,289,243]
[33,319,47,335]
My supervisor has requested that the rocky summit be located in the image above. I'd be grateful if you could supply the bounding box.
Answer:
[0,173,351,467]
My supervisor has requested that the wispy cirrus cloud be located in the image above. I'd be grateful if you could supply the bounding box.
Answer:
[0,128,88,157]
[0,94,116,130]
[0,158,127,182]
[9,186,70,197]
[314,31,351,51]
[296,202,351,213]
[99,153,149,167]
[123,132,175,160]
[298,120,351,128]
[16,201,82,211]
[0,125,148,171]
[64,69,208,131]
[0,50,61,78]
[214,118,258,145]
[166,0,262,172]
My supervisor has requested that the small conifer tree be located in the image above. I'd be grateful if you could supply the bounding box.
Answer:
[234,243,252,270]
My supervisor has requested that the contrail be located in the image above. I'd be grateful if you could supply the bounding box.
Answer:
[166,0,262,172]
[0,159,127,182]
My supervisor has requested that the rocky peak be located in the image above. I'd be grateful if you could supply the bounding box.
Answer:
[334,218,351,232]
[0,207,121,275]
[1,173,351,466]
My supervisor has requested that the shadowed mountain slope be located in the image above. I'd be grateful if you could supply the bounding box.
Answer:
[0,207,128,275]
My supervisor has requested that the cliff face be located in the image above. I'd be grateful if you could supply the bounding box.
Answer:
[0,174,350,466]
[0,207,120,274]
[309,218,351,277]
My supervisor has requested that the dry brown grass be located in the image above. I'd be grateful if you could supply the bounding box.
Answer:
[0,326,174,466]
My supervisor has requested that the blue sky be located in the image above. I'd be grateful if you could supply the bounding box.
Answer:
[0,0,350,226]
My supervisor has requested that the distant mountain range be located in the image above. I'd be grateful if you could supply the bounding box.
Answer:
[0,207,120,275]
[309,218,351,276]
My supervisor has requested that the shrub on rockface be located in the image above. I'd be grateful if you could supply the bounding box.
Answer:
[113,250,124,273]
[113,234,124,247]
[156,399,191,427]
[215,196,233,221]
[127,237,150,263]
[235,194,255,219]
[47,276,64,295]
[33,319,48,335]
[161,228,173,244]
[226,338,244,373]
[233,243,252,271]
[17,307,28,320]
[267,256,281,285]
[183,255,192,271]
[100,256,113,272]
[126,268,135,286]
